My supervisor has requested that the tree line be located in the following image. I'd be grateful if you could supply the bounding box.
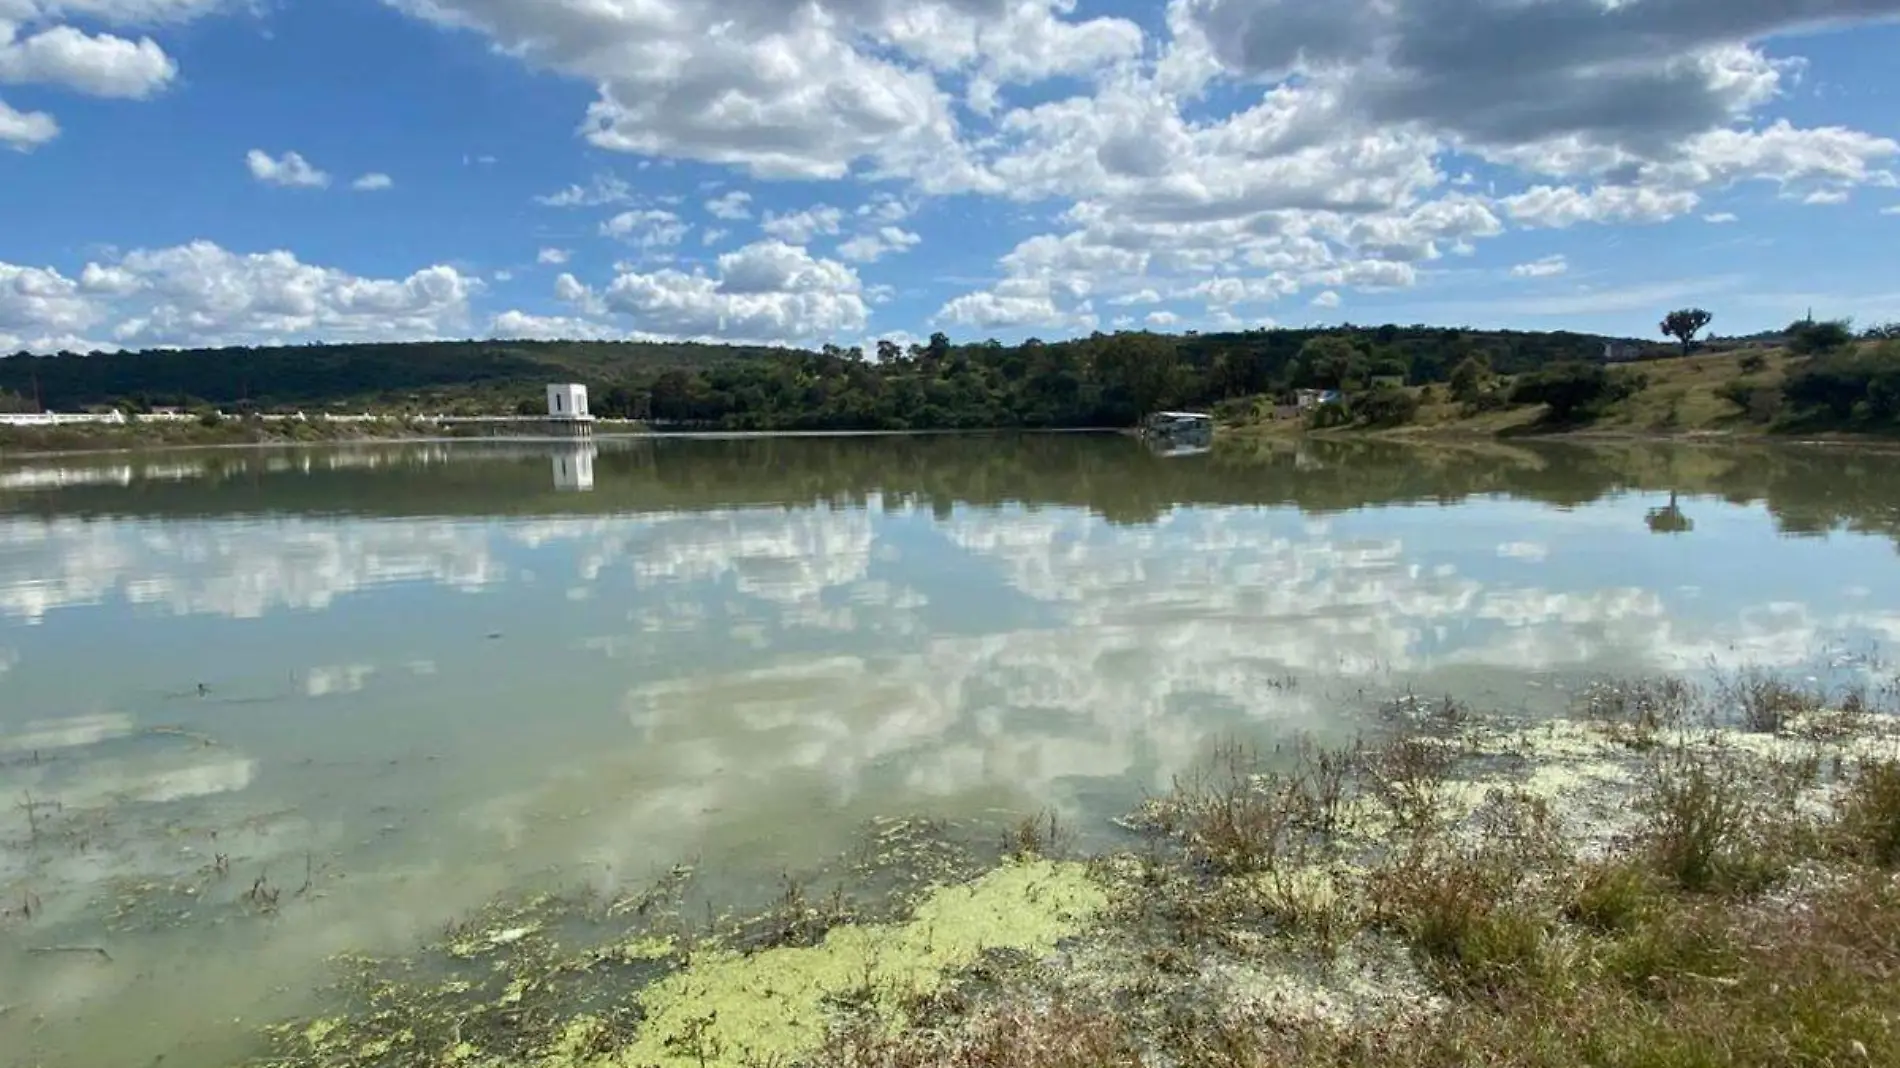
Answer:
[0,325,1637,430]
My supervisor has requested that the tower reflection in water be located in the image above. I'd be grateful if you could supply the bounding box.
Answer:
[551,443,597,492]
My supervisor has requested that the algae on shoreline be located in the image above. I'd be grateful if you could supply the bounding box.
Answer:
[248,670,1900,1068]
[617,860,1105,1068]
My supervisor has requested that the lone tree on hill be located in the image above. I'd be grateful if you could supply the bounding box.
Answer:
[1660,308,1713,355]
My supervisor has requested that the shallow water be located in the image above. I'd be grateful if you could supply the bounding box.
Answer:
[3,433,1900,1066]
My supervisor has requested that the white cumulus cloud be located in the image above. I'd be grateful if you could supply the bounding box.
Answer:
[550,239,870,344]
[0,22,176,97]
[0,94,55,148]
[704,190,753,220]
[1511,255,1570,278]
[837,226,921,263]
[246,149,330,189]
[16,0,1900,345]
[488,310,625,341]
[601,209,691,249]
[534,174,633,208]
[1503,185,1701,229]
[761,204,845,244]
[1,241,479,352]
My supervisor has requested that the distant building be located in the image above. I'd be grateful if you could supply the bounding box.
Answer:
[1370,375,1407,390]
[1141,411,1214,448]
[1295,389,1344,411]
[1603,342,1641,362]
[546,383,590,419]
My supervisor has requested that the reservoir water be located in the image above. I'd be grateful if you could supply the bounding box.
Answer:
[4,433,1899,1066]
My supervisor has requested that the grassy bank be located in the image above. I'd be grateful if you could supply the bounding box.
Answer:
[0,418,437,455]
[1222,344,1900,445]
[244,670,1900,1068]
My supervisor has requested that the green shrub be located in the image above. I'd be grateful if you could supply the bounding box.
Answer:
[1719,380,1787,424]
[1459,390,1514,416]
[1716,380,1753,412]
[1786,318,1856,356]
[1356,386,1420,427]
[1210,396,1257,425]
[1306,400,1352,429]
[1738,353,1767,373]
[1782,341,1900,425]
[1510,362,1642,424]
[1449,355,1490,403]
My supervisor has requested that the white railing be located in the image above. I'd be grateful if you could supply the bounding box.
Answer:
[0,411,129,427]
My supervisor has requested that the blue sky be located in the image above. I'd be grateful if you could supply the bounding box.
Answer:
[3,0,1900,354]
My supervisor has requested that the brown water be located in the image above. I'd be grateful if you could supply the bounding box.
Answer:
[3,433,1899,1067]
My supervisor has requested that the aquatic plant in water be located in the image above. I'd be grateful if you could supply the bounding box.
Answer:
[617,859,1106,1068]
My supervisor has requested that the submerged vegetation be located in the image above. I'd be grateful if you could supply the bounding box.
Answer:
[221,669,1900,1068]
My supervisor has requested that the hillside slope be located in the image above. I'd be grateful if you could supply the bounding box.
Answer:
[0,326,1645,418]
[1226,343,1900,443]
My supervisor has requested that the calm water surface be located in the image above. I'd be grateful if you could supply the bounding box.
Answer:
[4,434,1900,1066]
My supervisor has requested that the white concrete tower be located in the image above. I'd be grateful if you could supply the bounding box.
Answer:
[546,383,590,419]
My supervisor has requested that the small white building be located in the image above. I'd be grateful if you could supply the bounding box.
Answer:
[546,383,590,420]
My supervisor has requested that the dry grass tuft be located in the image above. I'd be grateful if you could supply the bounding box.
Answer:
[1002,810,1071,861]
[1721,668,1825,734]
[1638,742,1782,894]
[1578,676,1701,747]
[1362,738,1457,835]
[1836,758,1900,867]
[1563,859,1662,935]
[813,1004,1140,1068]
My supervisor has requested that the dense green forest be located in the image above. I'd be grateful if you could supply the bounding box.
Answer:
[0,326,1643,430]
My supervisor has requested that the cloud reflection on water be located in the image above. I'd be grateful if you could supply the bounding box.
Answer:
[7,441,1900,1068]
